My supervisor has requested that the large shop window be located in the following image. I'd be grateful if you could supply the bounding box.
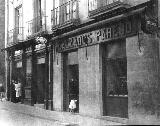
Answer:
[105,40,127,96]
[103,40,128,118]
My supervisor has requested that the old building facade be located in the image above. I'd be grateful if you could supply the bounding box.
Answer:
[4,0,160,125]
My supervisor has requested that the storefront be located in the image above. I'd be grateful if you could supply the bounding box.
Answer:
[5,36,51,107]
[51,2,160,122]
[53,14,138,118]
[5,0,160,124]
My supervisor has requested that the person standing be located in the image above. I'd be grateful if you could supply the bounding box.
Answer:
[0,84,4,101]
[15,80,21,103]
[11,80,16,103]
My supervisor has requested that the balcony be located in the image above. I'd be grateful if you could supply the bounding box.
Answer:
[27,16,48,39]
[7,27,24,47]
[51,0,80,33]
[88,0,131,19]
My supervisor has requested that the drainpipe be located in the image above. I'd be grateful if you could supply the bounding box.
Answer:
[5,0,10,100]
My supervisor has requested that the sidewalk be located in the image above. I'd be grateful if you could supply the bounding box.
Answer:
[0,101,126,126]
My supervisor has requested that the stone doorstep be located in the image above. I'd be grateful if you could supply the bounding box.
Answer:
[1,101,125,125]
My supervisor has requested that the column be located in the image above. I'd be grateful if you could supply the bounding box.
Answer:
[10,50,16,102]
[127,34,160,124]
[50,44,53,110]
[44,42,49,109]
[6,50,10,101]
[31,44,37,106]
[21,47,26,103]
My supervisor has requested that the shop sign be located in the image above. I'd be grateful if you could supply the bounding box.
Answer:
[37,57,45,64]
[57,20,133,52]
[16,61,22,68]
[35,37,47,51]
[15,50,22,56]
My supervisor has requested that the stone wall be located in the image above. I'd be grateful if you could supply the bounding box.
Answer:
[126,34,160,125]
[53,52,63,111]
[78,44,102,117]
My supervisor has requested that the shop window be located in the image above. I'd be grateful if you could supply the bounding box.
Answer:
[104,41,127,96]
[106,58,127,96]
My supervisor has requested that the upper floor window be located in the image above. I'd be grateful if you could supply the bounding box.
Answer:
[89,0,97,11]
[51,0,79,27]
[88,0,123,11]
[15,5,23,34]
[64,0,77,21]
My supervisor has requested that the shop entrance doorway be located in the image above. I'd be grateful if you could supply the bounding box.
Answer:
[36,63,45,104]
[67,64,79,112]
[63,51,79,112]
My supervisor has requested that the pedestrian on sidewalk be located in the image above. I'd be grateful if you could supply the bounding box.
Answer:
[0,84,5,101]
[11,80,16,103]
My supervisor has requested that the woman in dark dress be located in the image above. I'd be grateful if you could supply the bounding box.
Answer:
[11,80,16,103]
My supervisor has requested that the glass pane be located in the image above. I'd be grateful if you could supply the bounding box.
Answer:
[55,8,59,25]
[106,58,127,96]
[89,0,97,11]
[105,41,127,96]
[106,41,126,58]
[72,1,77,19]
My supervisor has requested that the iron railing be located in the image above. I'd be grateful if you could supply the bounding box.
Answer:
[27,16,47,36]
[8,27,24,46]
[51,0,79,27]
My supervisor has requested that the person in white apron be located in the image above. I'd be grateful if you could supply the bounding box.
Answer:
[15,81,21,103]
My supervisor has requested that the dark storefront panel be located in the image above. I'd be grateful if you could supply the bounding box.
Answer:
[36,64,45,104]
[103,40,128,118]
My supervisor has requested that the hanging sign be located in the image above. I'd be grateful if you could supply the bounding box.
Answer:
[35,37,47,51]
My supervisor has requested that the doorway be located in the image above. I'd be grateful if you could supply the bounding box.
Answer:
[67,64,79,112]
[36,63,45,104]
[63,51,79,112]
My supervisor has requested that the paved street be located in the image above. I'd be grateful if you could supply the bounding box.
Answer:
[0,101,125,126]
[0,101,72,126]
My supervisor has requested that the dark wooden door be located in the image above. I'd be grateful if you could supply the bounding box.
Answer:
[36,64,45,103]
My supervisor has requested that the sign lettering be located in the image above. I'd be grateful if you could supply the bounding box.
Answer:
[57,20,133,52]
